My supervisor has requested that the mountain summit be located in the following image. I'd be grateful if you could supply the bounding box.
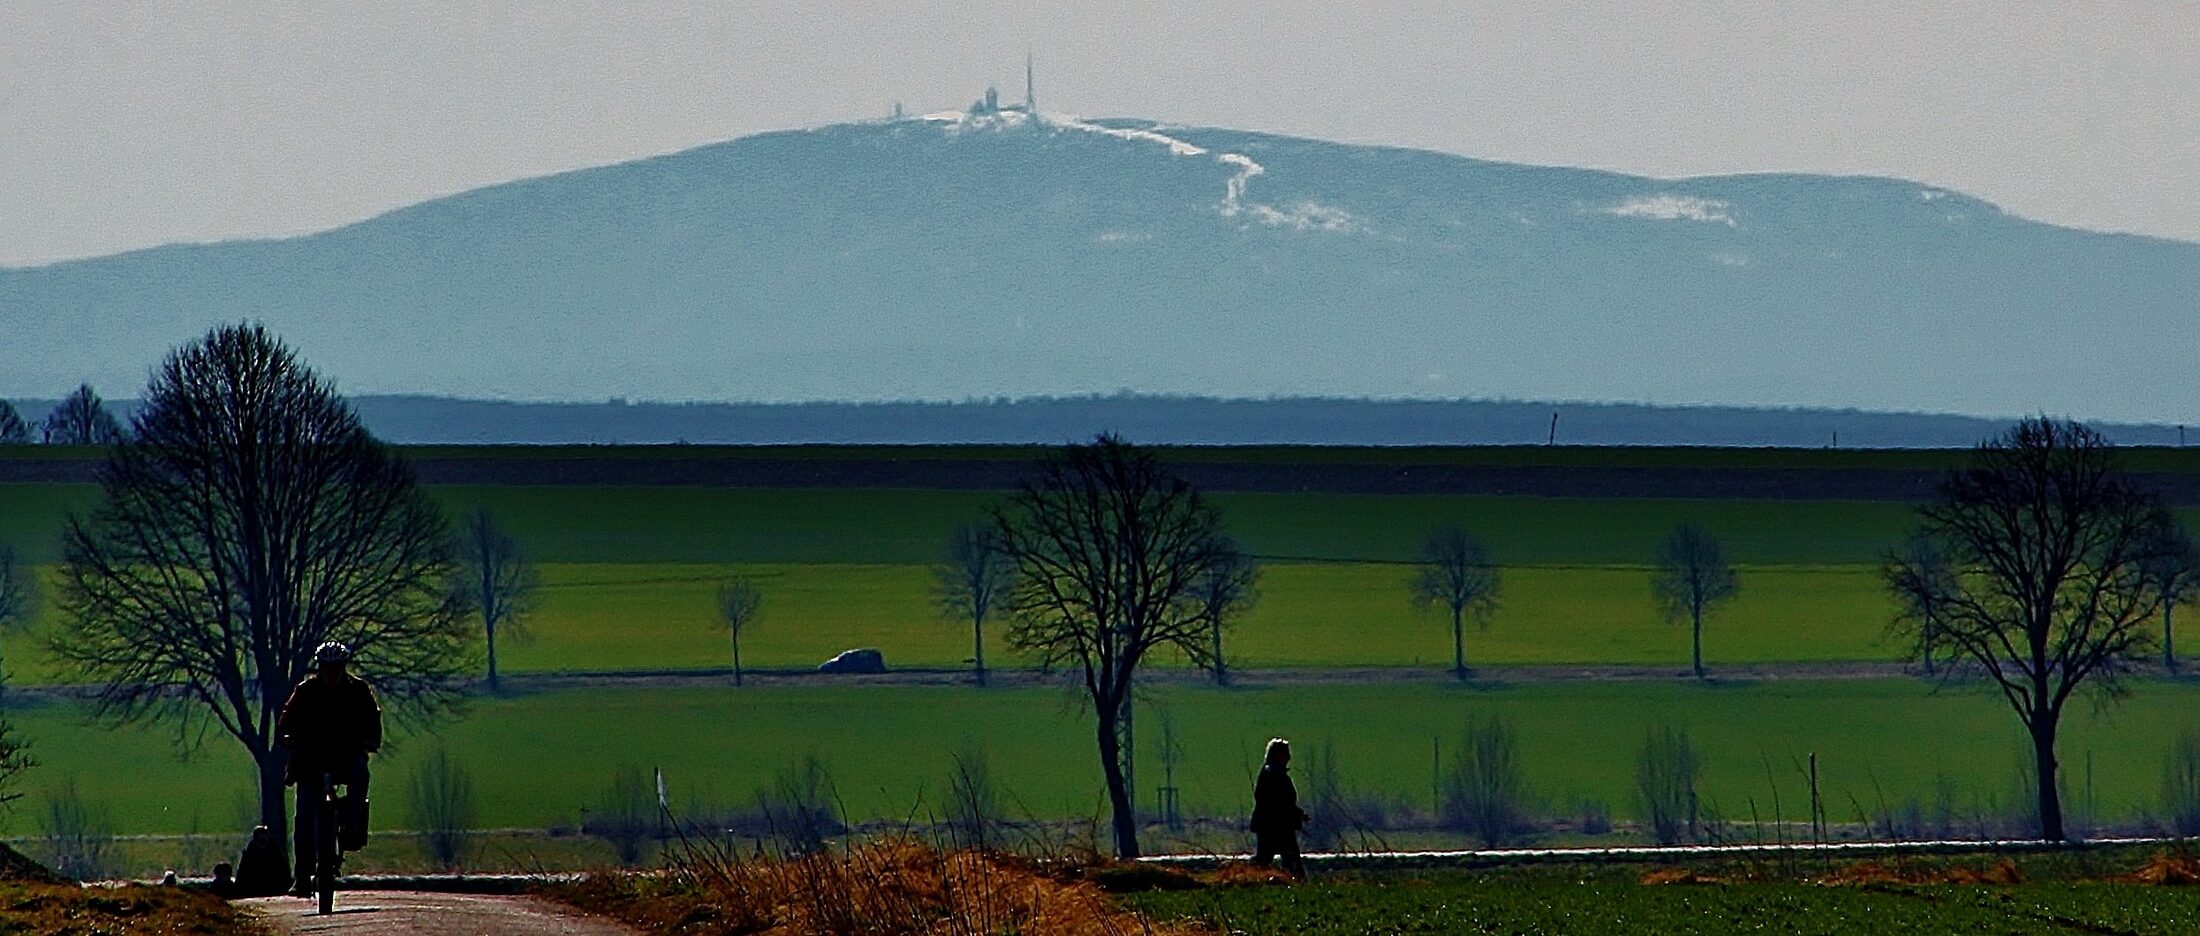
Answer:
[6,112,2194,421]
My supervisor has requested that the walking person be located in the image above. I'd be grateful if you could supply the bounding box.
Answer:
[1250,737,1309,878]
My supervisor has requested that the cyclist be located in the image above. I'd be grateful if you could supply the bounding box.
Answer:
[277,640,383,897]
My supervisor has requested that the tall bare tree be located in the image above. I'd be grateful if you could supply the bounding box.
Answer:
[1411,525,1501,680]
[0,544,36,691]
[50,324,473,866]
[935,522,1013,686]
[2138,515,2200,672]
[1885,534,1958,676]
[454,508,538,692]
[0,401,28,445]
[1186,535,1259,685]
[1652,522,1738,679]
[716,577,763,686]
[993,434,1235,858]
[40,384,124,445]
[1885,418,2163,841]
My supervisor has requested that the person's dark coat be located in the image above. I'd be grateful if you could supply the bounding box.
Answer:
[231,826,289,897]
[276,670,383,779]
[1250,763,1304,835]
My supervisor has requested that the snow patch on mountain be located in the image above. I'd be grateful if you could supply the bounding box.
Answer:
[1606,194,1738,226]
[1042,119,1360,233]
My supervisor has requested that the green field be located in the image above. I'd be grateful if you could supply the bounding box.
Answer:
[493,561,1899,675]
[0,483,1929,565]
[1127,862,2200,935]
[3,481,2192,680]
[4,445,2198,851]
[9,678,2199,837]
[0,557,1906,683]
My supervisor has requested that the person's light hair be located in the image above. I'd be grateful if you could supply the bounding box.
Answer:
[1264,737,1291,764]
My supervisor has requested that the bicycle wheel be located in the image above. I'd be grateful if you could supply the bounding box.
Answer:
[318,778,338,915]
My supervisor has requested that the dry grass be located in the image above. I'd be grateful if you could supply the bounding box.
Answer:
[555,839,1201,936]
[2117,850,2200,885]
[1816,858,2024,886]
[0,882,263,934]
[1638,867,1728,885]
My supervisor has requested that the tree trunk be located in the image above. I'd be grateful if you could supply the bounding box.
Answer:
[1213,624,1227,686]
[1096,701,1139,858]
[1691,607,1706,679]
[731,634,743,687]
[973,615,987,687]
[486,618,500,692]
[258,752,290,874]
[2168,604,2179,673]
[1451,608,1466,680]
[2032,719,2066,841]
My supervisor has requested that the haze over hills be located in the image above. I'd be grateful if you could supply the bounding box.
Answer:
[5,106,2196,423]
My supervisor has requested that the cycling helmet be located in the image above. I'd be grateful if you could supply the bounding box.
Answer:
[313,641,353,664]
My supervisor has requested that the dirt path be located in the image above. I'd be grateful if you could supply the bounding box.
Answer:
[237,892,635,935]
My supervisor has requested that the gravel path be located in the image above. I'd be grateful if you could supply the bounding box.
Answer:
[237,892,635,935]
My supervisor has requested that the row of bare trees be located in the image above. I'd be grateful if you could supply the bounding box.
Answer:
[1412,521,1739,680]
[0,385,128,445]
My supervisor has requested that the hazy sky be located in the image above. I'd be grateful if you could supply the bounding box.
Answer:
[5,2,2196,267]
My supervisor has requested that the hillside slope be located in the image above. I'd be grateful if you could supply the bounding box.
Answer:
[6,112,2194,420]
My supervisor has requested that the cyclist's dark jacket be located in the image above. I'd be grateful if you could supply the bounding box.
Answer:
[277,670,383,776]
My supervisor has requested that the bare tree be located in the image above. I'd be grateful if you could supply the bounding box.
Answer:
[993,434,1236,859]
[0,716,35,808]
[1651,522,1739,679]
[0,401,28,445]
[50,324,473,868]
[935,522,1013,686]
[716,577,763,686]
[1186,536,1259,685]
[40,384,124,445]
[454,508,538,692]
[0,544,34,688]
[1885,418,2163,841]
[2138,514,2200,672]
[1885,535,1958,676]
[1411,525,1500,680]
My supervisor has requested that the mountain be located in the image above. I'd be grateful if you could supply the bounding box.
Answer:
[6,109,2196,421]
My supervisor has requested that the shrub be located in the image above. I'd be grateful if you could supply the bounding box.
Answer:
[755,755,844,856]
[40,776,114,881]
[583,766,659,867]
[943,744,1001,850]
[2165,727,2200,837]
[409,746,478,870]
[1441,715,1534,846]
[1634,726,1700,845]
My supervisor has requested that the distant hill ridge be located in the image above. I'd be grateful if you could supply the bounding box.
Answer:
[6,394,2188,448]
[5,111,2195,422]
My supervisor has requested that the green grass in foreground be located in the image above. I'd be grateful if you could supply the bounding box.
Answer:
[1127,861,2200,936]
[9,678,2200,837]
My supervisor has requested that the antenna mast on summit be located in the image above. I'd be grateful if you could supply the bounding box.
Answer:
[1025,52,1036,113]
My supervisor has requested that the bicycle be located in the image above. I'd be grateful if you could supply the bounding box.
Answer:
[312,770,348,915]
